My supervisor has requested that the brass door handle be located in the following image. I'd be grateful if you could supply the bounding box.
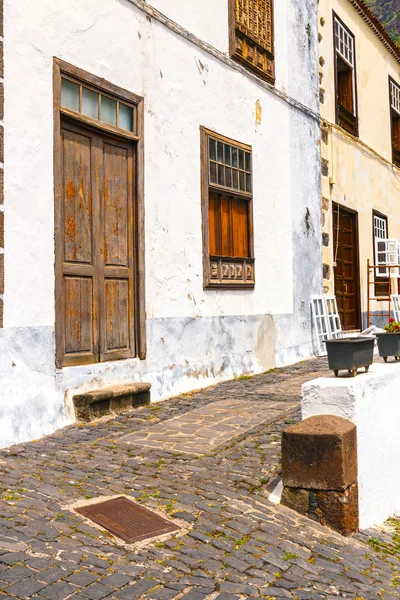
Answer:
[343,283,348,294]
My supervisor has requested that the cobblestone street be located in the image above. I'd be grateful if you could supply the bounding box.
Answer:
[0,358,400,600]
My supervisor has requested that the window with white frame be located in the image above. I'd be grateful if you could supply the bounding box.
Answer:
[390,78,400,168]
[334,15,358,136]
[374,214,387,242]
[334,19,354,66]
[374,213,389,295]
[373,213,400,283]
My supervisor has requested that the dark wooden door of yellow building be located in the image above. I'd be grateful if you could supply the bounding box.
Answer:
[333,203,361,331]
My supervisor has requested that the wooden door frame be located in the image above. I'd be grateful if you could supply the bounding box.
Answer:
[53,58,146,367]
[332,202,361,330]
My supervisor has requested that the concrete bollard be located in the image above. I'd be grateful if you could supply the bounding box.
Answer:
[281,415,358,536]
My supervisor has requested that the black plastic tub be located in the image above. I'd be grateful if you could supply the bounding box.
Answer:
[325,337,375,377]
[375,332,400,362]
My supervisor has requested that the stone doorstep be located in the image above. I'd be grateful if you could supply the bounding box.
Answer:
[73,382,151,423]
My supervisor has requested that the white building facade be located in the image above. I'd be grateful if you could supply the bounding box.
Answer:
[0,0,322,447]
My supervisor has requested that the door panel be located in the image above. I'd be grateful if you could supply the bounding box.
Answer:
[58,119,135,367]
[103,144,129,267]
[105,279,130,352]
[333,204,360,331]
[64,276,94,354]
[63,130,92,264]
[99,136,134,362]
[60,125,97,365]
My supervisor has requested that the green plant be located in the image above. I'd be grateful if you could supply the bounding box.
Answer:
[384,318,400,332]
[283,551,298,561]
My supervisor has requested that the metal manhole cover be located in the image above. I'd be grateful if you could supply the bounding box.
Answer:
[75,496,179,543]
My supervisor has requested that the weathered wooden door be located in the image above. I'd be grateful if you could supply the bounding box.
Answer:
[57,119,135,366]
[333,204,361,331]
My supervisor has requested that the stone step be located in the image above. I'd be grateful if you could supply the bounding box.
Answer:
[73,382,151,422]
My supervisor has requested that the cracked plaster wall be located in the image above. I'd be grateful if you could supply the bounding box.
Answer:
[1,0,321,447]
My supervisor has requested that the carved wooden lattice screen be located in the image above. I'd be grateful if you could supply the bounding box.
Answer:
[231,0,274,83]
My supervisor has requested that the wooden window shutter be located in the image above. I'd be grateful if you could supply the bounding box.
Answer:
[201,127,255,289]
[338,70,354,114]
[393,116,400,150]
[231,199,250,258]
[230,0,275,84]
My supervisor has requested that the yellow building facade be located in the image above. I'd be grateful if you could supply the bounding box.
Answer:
[319,0,400,330]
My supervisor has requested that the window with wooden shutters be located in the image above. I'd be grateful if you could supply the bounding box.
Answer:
[334,15,358,137]
[390,78,400,168]
[54,60,145,367]
[201,128,255,289]
[229,0,274,84]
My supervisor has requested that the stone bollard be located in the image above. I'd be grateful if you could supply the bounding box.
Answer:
[281,415,358,536]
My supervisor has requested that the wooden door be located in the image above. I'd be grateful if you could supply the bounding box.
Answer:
[333,204,361,331]
[57,119,135,367]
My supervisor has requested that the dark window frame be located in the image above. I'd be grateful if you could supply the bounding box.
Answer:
[228,0,275,85]
[200,127,255,290]
[333,12,359,137]
[53,58,146,367]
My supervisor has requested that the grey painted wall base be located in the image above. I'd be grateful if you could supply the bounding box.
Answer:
[0,311,315,448]
[361,312,391,331]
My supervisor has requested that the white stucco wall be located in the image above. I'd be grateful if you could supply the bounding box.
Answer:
[302,363,400,529]
[1,0,322,447]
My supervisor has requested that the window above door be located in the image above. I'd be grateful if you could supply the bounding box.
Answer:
[55,60,142,142]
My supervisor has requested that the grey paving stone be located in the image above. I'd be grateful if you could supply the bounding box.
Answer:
[145,588,178,600]
[113,580,156,600]
[37,566,71,584]
[41,581,79,599]
[66,572,100,587]
[179,591,209,600]
[101,575,132,589]
[262,587,293,598]
[0,553,29,566]
[0,566,34,584]
[81,583,113,600]
[223,555,251,573]
[3,576,47,598]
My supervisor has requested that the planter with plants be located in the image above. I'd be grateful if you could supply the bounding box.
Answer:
[376,318,400,362]
[325,336,375,377]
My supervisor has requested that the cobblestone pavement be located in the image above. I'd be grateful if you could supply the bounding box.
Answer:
[0,357,400,600]
[119,399,298,455]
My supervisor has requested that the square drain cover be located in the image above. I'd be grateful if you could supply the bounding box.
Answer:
[76,496,179,543]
